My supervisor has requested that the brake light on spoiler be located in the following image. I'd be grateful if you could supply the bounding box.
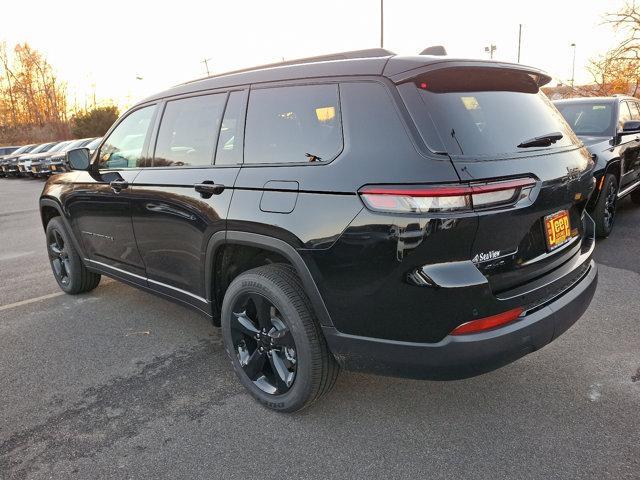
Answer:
[359,178,536,214]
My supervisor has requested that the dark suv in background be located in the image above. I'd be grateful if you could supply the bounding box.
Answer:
[554,96,640,236]
[40,49,598,411]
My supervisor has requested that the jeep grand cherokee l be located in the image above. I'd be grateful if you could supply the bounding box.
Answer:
[554,96,640,237]
[40,49,598,412]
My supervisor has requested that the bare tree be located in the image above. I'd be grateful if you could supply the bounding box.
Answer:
[0,42,69,143]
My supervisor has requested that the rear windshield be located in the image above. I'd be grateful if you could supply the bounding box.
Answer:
[402,67,579,157]
[554,102,615,137]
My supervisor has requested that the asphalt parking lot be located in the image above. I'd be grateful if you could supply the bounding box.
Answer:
[0,177,639,480]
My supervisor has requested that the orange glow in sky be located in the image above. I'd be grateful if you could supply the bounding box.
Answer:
[1,0,627,109]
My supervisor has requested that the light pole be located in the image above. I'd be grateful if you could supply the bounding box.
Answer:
[484,44,497,59]
[517,24,522,63]
[380,0,384,48]
[570,43,577,88]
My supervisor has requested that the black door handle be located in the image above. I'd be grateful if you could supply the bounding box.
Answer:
[194,181,225,198]
[110,179,129,192]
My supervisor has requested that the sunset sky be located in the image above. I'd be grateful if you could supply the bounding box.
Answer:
[1,0,629,109]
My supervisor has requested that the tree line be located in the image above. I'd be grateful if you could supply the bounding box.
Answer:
[546,2,640,98]
[0,42,118,146]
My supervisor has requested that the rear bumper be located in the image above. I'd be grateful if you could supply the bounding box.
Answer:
[324,259,597,380]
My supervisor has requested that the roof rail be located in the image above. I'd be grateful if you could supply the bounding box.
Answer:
[182,48,396,85]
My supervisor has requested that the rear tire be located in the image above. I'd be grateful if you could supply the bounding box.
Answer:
[221,264,339,412]
[594,173,618,238]
[46,217,101,294]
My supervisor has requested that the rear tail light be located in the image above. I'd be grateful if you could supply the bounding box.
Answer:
[450,307,524,335]
[359,178,536,214]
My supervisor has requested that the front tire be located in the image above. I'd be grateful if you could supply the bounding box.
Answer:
[594,173,618,238]
[221,264,339,412]
[46,217,101,294]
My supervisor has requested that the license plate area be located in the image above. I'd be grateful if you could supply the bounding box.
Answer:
[544,210,572,251]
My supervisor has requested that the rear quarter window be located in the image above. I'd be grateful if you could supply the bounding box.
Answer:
[244,84,342,164]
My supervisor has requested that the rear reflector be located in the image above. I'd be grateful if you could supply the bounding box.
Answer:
[450,307,524,335]
[359,178,535,214]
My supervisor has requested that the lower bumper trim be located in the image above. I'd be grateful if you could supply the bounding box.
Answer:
[324,260,597,380]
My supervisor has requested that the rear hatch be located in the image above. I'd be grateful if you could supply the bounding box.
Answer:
[397,65,595,295]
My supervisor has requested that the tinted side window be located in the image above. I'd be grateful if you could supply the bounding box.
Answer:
[245,84,342,164]
[154,93,226,167]
[629,102,640,120]
[98,105,156,169]
[215,91,245,165]
[618,101,632,130]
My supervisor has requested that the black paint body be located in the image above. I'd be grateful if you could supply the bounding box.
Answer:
[40,53,598,379]
[554,96,640,208]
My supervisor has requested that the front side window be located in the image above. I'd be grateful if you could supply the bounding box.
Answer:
[628,102,640,120]
[245,84,342,164]
[618,101,632,130]
[98,105,156,169]
[154,93,226,167]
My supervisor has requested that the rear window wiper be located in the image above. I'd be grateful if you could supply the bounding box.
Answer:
[517,132,563,148]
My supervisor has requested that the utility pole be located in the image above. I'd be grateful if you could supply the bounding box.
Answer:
[570,43,577,88]
[517,24,522,63]
[380,0,384,48]
[201,58,212,77]
[484,44,497,59]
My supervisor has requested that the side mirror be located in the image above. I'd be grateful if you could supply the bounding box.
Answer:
[66,148,90,170]
[622,120,640,134]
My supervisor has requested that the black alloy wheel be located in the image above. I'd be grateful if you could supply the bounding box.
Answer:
[602,177,617,232]
[48,227,72,286]
[594,173,618,238]
[45,217,101,294]
[221,264,339,412]
[230,292,297,395]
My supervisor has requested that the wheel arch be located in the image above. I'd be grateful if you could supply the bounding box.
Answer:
[205,231,334,329]
[39,197,87,260]
[605,159,622,185]
[589,159,621,208]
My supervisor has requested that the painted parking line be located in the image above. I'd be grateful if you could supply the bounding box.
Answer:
[0,292,65,312]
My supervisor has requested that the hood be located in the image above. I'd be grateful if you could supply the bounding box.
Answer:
[578,136,612,151]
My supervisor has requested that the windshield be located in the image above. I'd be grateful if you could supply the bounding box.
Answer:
[47,141,72,153]
[554,102,615,137]
[85,137,102,150]
[30,143,55,154]
[12,144,34,155]
[62,139,89,151]
[403,67,579,158]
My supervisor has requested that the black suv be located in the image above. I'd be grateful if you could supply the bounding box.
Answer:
[40,49,598,411]
[554,96,640,236]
